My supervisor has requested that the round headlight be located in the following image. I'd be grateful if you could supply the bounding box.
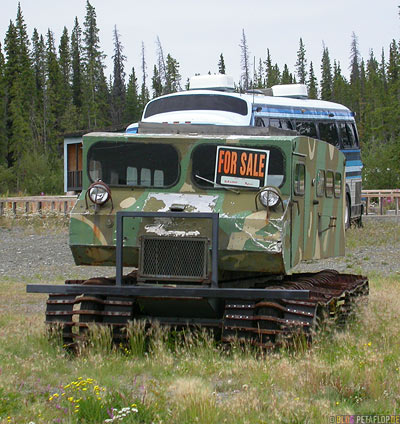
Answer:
[88,181,110,205]
[259,189,280,207]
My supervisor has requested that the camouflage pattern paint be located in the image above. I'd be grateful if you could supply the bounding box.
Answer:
[69,132,345,280]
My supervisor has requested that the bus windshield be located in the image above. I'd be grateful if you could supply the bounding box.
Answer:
[144,94,248,118]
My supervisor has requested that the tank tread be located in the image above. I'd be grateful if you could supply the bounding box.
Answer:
[222,299,315,347]
[221,270,368,347]
[45,292,136,347]
[45,270,368,349]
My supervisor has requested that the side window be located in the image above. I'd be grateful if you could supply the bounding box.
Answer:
[318,122,339,147]
[255,117,266,127]
[334,172,342,198]
[269,118,280,128]
[316,170,325,197]
[351,123,359,147]
[339,122,356,149]
[295,120,318,138]
[280,119,293,130]
[294,163,305,196]
[326,171,334,197]
[338,122,351,148]
[346,123,357,147]
[89,159,102,181]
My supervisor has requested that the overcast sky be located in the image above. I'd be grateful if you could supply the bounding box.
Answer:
[1,0,399,86]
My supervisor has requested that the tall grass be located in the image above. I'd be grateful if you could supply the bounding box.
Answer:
[0,276,400,423]
[1,218,400,422]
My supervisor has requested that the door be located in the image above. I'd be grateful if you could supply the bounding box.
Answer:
[291,159,306,268]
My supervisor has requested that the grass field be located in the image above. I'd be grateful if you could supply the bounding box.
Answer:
[0,222,400,423]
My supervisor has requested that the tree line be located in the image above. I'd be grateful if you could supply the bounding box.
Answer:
[0,2,399,194]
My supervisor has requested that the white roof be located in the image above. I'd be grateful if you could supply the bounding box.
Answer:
[137,82,354,129]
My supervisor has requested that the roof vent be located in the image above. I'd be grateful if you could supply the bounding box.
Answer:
[271,84,308,99]
[189,74,235,91]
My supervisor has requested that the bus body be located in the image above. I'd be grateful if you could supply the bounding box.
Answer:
[127,75,363,226]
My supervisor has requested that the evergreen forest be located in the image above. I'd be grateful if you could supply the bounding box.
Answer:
[0,2,399,194]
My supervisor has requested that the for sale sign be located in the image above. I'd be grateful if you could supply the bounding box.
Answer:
[214,146,270,188]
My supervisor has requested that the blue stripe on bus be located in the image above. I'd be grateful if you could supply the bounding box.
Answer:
[342,150,361,161]
[346,160,363,167]
[254,106,354,119]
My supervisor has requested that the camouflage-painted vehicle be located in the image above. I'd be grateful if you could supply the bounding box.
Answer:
[27,123,368,347]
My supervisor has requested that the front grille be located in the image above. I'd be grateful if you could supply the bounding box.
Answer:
[138,236,208,282]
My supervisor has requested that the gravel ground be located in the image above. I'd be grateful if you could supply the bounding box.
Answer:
[0,225,116,282]
[0,216,399,282]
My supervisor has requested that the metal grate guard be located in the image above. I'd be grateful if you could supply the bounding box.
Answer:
[139,236,209,282]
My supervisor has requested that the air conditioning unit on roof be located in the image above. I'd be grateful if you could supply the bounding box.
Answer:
[271,84,308,99]
[189,74,235,91]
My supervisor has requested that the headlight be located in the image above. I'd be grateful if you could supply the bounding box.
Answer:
[259,188,280,207]
[88,181,110,205]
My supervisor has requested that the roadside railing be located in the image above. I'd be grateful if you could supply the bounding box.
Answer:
[0,195,77,217]
[362,189,400,216]
[1,191,399,218]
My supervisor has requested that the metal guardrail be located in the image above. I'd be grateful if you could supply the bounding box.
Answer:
[362,189,400,216]
[0,195,77,217]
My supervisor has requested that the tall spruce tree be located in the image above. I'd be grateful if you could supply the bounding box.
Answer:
[165,53,181,94]
[111,25,126,127]
[151,64,163,98]
[255,58,264,88]
[58,27,77,132]
[155,36,167,93]
[320,44,333,100]
[45,29,63,151]
[332,61,349,105]
[295,38,307,84]
[71,17,83,114]
[6,5,34,169]
[125,67,140,123]
[307,61,318,99]
[31,29,46,149]
[82,0,109,128]
[349,32,361,85]
[0,43,6,165]
[264,49,280,87]
[239,29,250,90]
[139,41,149,112]
[349,32,361,118]
[281,64,294,84]
[58,29,72,113]
[218,53,226,74]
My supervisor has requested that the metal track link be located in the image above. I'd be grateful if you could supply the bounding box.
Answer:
[221,270,368,347]
[45,270,368,349]
[45,292,136,347]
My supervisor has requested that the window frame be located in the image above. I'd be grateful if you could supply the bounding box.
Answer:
[325,170,334,198]
[190,143,286,191]
[87,141,181,188]
[294,163,306,196]
[294,119,318,139]
[334,172,342,198]
[316,169,325,198]
[316,121,340,148]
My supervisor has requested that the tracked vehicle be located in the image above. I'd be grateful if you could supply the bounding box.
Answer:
[27,121,368,348]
